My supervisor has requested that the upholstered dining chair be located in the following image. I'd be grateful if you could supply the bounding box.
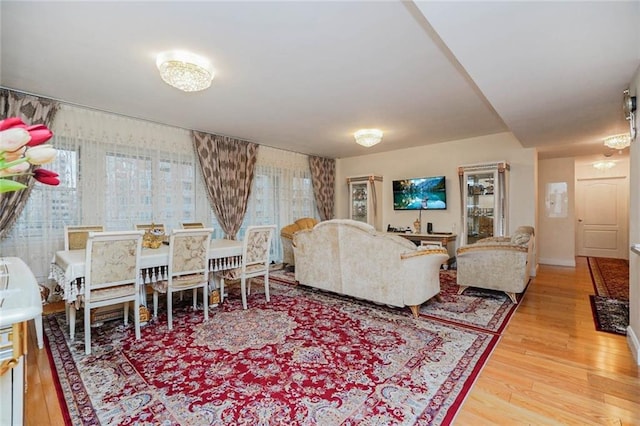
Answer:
[152,228,213,330]
[218,225,276,310]
[64,225,105,250]
[181,222,205,229]
[68,230,144,355]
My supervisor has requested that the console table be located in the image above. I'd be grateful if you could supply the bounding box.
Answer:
[390,232,458,265]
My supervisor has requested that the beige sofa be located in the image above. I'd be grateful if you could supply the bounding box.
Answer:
[456,226,535,303]
[293,219,449,317]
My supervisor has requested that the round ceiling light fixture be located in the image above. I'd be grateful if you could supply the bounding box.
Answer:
[156,51,214,92]
[603,133,631,150]
[354,129,383,147]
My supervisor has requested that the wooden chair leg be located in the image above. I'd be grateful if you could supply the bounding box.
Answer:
[409,305,420,318]
[69,305,76,340]
[240,277,248,310]
[168,292,173,330]
[153,291,159,318]
[457,285,469,295]
[203,285,208,321]
[506,292,518,303]
[84,306,92,355]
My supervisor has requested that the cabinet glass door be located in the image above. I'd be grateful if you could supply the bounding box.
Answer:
[350,182,368,223]
[465,171,496,244]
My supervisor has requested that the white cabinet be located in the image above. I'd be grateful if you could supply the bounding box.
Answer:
[0,258,42,426]
[458,162,509,245]
[347,175,383,230]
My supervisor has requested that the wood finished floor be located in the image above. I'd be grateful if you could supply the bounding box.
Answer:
[24,257,640,425]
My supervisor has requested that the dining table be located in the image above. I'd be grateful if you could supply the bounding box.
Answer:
[50,238,243,306]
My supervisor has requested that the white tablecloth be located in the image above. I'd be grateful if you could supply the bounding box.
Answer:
[50,239,243,304]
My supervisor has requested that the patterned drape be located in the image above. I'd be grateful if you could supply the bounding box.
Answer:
[192,131,258,239]
[0,89,59,239]
[309,156,335,221]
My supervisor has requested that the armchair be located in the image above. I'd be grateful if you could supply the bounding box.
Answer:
[456,226,535,303]
[280,217,318,268]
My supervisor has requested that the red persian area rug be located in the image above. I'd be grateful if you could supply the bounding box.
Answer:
[419,270,521,334]
[271,269,522,335]
[45,280,499,425]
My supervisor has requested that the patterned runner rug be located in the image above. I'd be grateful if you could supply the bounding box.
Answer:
[587,257,629,300]
[586,257,629,335]
[45,281,499,425]
[589,295,630,335]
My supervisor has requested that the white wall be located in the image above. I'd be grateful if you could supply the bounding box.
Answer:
[335,132,537,251]
[538,157,576,266]
[627,65,640,364]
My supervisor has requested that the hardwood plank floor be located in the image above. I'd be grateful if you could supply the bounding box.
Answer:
[24,257,639,424]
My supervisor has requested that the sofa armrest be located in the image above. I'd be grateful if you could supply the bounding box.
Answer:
[401,247,448,260]
[475,236,511,244]
[457,243,528,256]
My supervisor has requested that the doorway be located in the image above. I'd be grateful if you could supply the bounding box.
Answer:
[576,177,629,259]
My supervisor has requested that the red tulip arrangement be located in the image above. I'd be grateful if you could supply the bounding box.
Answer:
[0,117,59,193]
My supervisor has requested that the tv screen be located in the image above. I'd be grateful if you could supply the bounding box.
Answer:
[393,176,447,210]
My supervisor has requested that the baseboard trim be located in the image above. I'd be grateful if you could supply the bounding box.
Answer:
[627,326,640,365]
[538,258,576,267]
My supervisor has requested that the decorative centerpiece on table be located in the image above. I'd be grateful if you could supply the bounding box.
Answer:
[0,117,59,193]
[142,223,165,249]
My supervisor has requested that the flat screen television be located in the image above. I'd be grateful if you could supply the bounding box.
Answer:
[392,176,446,210]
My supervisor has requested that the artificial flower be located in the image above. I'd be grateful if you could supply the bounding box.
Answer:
[0,162,30,175]
[24,144,56,165]
[0,127,31,152]
[0,117,58,193]
[25,124,53,146]
[0,117,25,131]
[2,147,26,162]
[33,168,60,186]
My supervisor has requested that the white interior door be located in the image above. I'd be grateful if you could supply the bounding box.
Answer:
[576,177,628,259]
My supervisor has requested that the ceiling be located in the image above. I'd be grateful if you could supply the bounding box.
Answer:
[1,1,638,160]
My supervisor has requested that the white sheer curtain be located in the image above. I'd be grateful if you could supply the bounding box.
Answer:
[0,104,318,284]
[0,105,214,282]
[239,146,319,259]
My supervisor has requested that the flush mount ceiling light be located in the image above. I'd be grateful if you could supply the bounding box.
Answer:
[354,129,383,147]
[603,133,631,150]
[156,51,214,92]
[593,160,616,170]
